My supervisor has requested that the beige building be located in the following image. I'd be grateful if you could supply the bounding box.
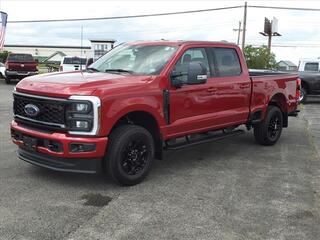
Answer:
[3,39,116,63]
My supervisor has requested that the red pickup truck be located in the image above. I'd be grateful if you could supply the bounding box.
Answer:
[5,53,38,84]
[11,41,300,185]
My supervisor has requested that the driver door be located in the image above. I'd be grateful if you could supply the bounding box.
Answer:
[166,47,217,137]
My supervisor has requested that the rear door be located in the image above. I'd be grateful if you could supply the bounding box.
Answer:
[206,47,251,125]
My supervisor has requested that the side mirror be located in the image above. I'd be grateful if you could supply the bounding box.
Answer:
[86,58,94,68]
[170,70,184,88]
[187,61,208,85]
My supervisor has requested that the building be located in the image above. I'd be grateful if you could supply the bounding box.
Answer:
[3,40,116,63]
[4,44,91,63]
[90,39,116,61]
[277,60,297,71]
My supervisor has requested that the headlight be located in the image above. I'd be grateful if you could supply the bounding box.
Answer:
[67,96,101,135]
[71,102,91,113]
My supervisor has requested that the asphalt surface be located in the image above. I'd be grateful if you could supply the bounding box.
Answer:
[0,79,320,240]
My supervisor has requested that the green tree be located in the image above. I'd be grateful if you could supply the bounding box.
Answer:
[244,45,277,69]
[0,51,10,63]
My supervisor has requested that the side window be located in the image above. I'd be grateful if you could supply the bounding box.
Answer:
[304,62,319,72]
[172,48,210,83]
[213,48,242,77]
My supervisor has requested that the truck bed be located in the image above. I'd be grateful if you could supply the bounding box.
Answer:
[248,70,299,119]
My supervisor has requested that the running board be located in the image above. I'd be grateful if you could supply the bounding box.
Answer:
[164,129,245,150]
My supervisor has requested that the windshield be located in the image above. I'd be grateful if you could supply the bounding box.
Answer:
[90,44,178,75]
[63,57,87,65]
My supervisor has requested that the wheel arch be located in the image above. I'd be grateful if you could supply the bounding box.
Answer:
[268,93,288,127]
[109,110,163,160]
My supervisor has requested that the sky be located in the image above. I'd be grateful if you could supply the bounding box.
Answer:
[1,0,320,64]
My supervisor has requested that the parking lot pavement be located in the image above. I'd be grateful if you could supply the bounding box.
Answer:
[1,79,320,240]
[302,96,320,156]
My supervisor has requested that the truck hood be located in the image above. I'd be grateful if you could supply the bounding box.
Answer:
[16,71,154,98]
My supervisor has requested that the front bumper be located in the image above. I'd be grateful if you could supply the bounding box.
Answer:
[11,121,108,173]
[5,70,38,78]
[18,148,101,173]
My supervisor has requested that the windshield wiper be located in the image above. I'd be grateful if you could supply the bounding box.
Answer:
[105,68,133,74]
[86,67,100,72]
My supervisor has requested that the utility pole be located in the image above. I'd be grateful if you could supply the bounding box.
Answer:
[241,2,247,50]
[233,21,242,45]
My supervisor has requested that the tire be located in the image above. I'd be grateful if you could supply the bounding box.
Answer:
[104,124,155,186]
[254,105,283,146]
[299,87,307,104]
[5,77,11,84]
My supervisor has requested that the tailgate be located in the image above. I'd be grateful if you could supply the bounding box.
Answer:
[7,62,37,72]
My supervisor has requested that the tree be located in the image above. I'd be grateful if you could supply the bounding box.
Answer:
[0,51,10,63]
[244,45,277,70]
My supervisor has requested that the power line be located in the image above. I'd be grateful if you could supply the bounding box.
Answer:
[7,6,242,24]
[7,4,320,24]
[248,5,320,11]
[251,44,320,48]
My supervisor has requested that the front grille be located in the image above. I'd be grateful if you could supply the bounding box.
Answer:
[14,93,66,127]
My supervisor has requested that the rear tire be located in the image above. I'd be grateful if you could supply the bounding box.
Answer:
[104,125,154,186]
[254,105,283,146]
[5,77,11,84]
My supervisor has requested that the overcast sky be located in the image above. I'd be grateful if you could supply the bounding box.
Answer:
[1,0,320,64]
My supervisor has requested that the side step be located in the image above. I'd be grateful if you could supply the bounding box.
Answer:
[164,129,245,150]
[288,109,300,117]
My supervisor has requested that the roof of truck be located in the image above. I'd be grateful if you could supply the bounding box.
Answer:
[128,40,238,47]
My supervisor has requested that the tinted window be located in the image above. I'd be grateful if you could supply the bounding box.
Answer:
[172,48,210,83]
[63,57,87,65]
[8,54,34,62]
[304,62,319,72]
[213,48,241,76]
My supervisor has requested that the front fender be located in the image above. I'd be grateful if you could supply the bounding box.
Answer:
[99,95,166,136]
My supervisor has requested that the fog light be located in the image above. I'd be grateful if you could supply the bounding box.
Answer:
[75,120,89,129]
[70,143,96,152]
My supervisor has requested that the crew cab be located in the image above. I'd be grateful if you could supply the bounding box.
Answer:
[297,59,320,103]
[5,53,38,84]
[11,41,300,185]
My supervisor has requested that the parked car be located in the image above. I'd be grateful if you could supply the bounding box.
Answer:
[11,40,300,185]
[297,58,320,103]
[5,53,38,84]
[0,62,5,78]
[59,56,87,72]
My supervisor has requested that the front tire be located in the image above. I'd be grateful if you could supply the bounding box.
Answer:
[104,125,154,186]
[5,76,11,84]
[254,106,283,146]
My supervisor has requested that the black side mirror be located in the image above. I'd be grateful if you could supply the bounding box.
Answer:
[187,61,208,85]
[86,58,94,68]
[170,70,185,88]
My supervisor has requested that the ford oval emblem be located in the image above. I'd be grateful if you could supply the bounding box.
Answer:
[24,104,40,117]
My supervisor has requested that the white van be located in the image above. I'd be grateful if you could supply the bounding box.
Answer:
[59,56,87,72]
